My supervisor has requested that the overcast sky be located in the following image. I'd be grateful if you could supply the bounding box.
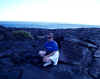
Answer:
[0,0,100,25]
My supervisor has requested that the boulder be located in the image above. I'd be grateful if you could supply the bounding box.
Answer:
[0,25,14,41]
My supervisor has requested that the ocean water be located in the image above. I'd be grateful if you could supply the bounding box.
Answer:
[0,21,100,29]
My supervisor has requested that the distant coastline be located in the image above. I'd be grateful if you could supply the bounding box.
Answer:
[0,21,100,29]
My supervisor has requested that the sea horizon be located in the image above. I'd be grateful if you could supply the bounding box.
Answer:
[0,21,100,29]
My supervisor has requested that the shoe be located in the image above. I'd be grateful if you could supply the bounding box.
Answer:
[43,61,51,67]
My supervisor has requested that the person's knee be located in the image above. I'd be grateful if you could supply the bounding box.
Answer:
[38,50,46,57]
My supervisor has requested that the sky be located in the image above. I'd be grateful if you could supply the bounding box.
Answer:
[0,0,100,25]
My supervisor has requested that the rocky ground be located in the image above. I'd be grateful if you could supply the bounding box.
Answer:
[0,25,100,79]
